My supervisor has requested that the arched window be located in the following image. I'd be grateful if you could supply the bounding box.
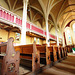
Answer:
[67,29,72,44]
[73,23,75,34]
[65,27,72,45]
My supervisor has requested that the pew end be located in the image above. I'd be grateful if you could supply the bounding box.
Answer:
[0,37,20,75]
[46,46,52,65]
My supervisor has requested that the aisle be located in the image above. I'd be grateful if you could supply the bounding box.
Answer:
[38,56,75,75]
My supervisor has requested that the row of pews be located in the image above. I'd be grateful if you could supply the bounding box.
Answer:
[67,45,74,53]
[0,38,70,75]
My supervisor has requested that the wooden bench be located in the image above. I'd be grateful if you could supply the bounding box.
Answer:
[59,46,65,59]
[14,42,40,72]
[37,45,46,65]
[0,37,20,75]
[71,45,74,52]
[67,46,70,53]
[47,46,57,64]
[53,46,61,61]
[67,45,73,53]
[63,46,68,57]
[36,45,54,67]
[41,44,58,64]
[61,47,67,59]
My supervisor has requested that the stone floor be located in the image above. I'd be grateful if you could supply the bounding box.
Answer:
[19,64,45,75]
[19,66,31,75]
[68,52,75,56]
[38,54,75,75]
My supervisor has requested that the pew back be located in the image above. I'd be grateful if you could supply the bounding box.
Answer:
[15,45,33,54]
[48,46,57,62]
[0,43,7,54]
[37,45,46,53]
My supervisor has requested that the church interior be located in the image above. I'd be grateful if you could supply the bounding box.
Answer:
[0,0,75,75]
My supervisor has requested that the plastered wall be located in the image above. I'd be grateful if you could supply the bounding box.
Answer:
[26,36,43,45]
[0,29,44,45]
[0,29,8,42]
[8,31,21,43]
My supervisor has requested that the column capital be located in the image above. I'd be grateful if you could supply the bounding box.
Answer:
[23,0,29,3]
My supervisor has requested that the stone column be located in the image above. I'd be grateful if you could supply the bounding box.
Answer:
[56,30,59,46]
[62,32,65,47]
[46,18,50,46]
[21,0,28,45]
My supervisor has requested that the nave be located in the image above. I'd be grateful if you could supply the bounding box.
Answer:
[0,0,75,75]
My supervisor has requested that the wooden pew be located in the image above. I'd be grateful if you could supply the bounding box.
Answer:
[61,47,67,59]
[37,45,52,69]
[50,43,56,46]
[0,37,20,75]
[47,46,58,64]
[14,42,40,72]
[42,44,58,64]
[50,43,62,61]
[67,45,73,53]
[64,46,68,57]
[59,46,64,59]
[58,46,63,59]
[58,46,67,60]
[54,46,61,61]
[70,45,73,52]
[67,46,70,53]
[37,45,46,65]
[46,45,51,65]
[0,43,7,54]
[58,46,62,59]
[74,45,75,48]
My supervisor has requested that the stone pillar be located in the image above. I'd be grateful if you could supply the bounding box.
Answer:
[62,32,65,47]
[21,0,28,45]
[46,18,50,46]
[56,30,59,46]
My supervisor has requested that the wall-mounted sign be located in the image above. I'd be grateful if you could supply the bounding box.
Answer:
[15,33,20,41]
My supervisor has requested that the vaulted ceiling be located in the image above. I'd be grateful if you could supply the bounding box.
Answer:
[0,0,75,33]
